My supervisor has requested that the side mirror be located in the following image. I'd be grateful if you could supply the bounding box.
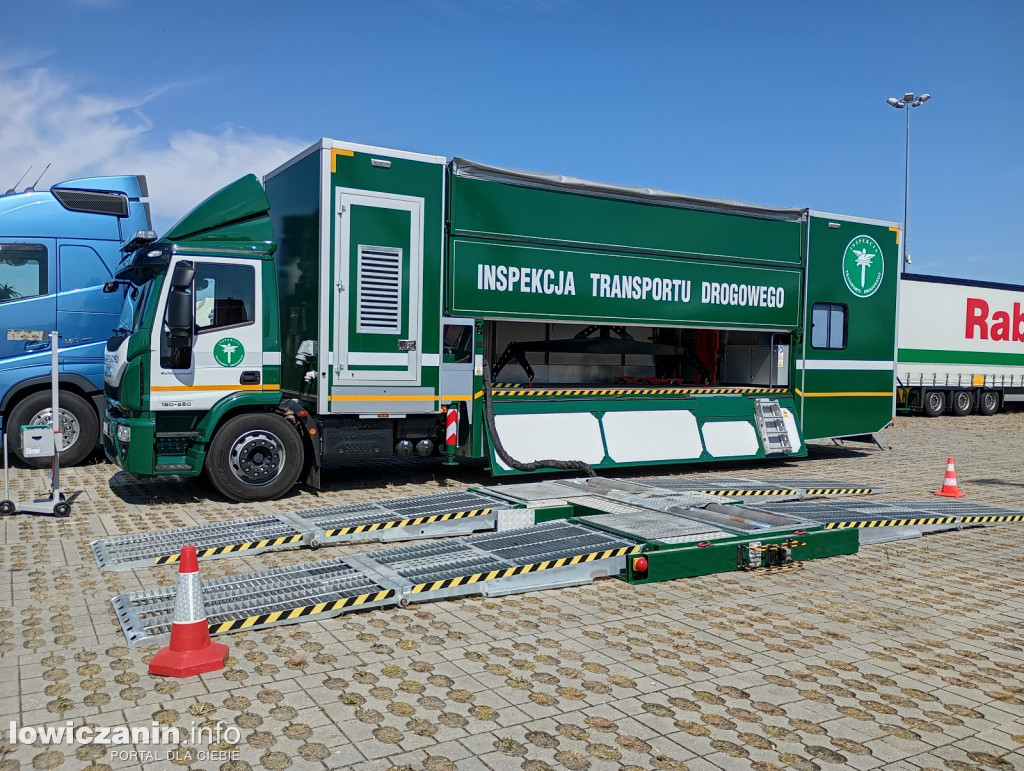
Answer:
[102,280,121,293]
[170,261,195,289]
[164,288,194,348]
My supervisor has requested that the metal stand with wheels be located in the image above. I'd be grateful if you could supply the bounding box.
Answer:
[0,331,71,517]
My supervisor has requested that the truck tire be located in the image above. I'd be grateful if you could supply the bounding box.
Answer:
[8,390,99,467]
[978,390,1000,416]
[951,390,974,416]
[204,413,304,502]
[922,390,946,417]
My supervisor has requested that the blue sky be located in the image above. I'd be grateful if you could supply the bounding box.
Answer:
[3,1,1023,283]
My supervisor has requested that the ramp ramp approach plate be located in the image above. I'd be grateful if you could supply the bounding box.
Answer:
[93,490,505,570]
[740,499,1024,544]
[112,521,641,646]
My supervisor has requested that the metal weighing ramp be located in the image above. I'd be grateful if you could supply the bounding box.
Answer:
[738,499,1024,544]
[92,513,309,570]
[93,490,506,570]
[112,521,641,646]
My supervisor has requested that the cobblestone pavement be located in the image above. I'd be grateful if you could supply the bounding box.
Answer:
[1,413,1023,771]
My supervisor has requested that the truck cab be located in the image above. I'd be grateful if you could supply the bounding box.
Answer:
[0,175,151,465]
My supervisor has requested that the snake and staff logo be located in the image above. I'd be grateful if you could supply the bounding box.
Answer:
[213,337,245,367]
[842,235,885,298]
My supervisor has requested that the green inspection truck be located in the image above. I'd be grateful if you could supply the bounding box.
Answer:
[103,138,900,501]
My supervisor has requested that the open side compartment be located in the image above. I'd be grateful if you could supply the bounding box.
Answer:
[481,320,804,475]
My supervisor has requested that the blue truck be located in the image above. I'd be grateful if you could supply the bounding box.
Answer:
[0,175,151,465]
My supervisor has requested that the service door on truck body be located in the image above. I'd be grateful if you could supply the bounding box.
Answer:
[797,214,899,439]
[311,141,446,418]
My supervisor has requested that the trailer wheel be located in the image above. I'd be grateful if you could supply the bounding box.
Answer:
[922,390,946,417]
[205,413,304,502]
[8,391,99,467]
[978,390,1000,416]
[951,390,974,416]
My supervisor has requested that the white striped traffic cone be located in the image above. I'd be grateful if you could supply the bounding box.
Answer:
[933,457,966,498]
[149,544,229,677]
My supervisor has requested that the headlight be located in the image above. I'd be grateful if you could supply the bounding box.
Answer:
[116,425,131,443]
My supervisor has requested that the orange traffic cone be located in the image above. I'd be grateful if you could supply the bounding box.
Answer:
[933,457,966,498]
[149,545,229,677]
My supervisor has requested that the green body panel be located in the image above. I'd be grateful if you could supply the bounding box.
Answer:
[626,527,858,583]
[448,238,801,329]
[324,148,446,402]
[798,216,899,439]
[450,176,803,265]
[346,205,413,355]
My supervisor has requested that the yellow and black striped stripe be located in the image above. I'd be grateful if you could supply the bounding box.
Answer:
[825,517,958,529]
[490,386,789,397]
[804,488,875,495]
[209,589,395,635]
[959,514,1024,524]
[409,544,642,594]
[323,508,491,538]
[749,540,806,553]
[154,534,304,565]
[703,489,799,497]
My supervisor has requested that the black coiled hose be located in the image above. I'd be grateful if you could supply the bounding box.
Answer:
[481,360,597,477]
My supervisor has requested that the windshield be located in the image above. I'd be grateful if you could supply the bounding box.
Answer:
[116,279,156,334]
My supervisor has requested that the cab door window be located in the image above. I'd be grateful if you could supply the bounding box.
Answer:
[195,263,255,332]
[0,244,48,302]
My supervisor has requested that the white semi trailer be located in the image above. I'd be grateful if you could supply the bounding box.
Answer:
[897,273,1024,416]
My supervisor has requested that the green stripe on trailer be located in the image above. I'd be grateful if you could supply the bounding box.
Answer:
[898,347,1024,367]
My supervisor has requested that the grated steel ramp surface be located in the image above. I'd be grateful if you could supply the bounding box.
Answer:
[92,514,307,570]
[94,490,509,570]
[582,509,731,545]
[112,521,641,646]
[112,556,395,646]
[743,499,1024,544]
[293,490,503,544]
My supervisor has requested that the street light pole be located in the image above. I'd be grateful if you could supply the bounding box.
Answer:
[886,92,931,273]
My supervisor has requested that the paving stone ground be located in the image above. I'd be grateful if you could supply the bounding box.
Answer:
[1,412,1023,771]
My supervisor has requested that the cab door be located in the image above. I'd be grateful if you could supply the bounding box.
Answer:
[149,256,264,412]
[333,189,423,386]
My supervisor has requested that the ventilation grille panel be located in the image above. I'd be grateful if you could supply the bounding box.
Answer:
[356,246,402,334]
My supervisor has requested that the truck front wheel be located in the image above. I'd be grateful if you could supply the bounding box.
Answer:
[205,413,304,502]
[8,390,99,467]
[922,390,946,417]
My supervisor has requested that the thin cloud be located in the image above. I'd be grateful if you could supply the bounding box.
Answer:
[0,60,306,231]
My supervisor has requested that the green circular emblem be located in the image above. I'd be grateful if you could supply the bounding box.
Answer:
[213,337,245,367]
[842,235,885,298]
